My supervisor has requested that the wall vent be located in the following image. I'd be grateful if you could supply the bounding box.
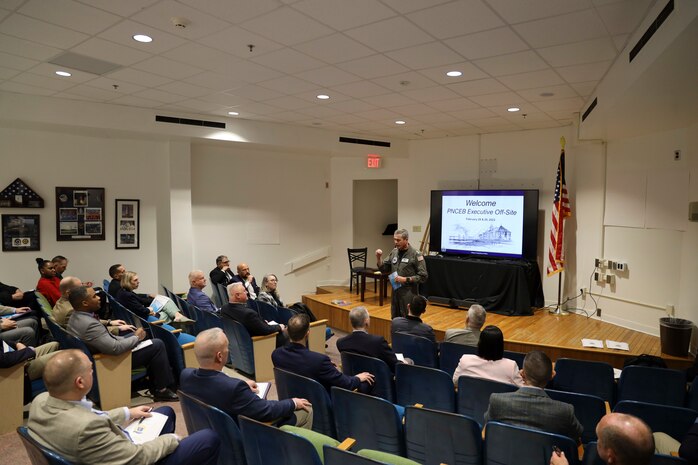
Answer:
[629,0,674,62]
[339,136,390,148]
[581,98,598,122]
[155,115,226,129]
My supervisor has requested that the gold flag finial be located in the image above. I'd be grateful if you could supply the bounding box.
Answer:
[560,136,566,150]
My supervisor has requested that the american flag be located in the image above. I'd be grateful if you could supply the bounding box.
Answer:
[547,149,571,276]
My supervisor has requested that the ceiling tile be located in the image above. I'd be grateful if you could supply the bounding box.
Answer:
[73,38,151,66]
[445,27,529,60]
[161,42,240,74]
[407,0,504,39]
[392,102,442,115]
[258,75,318,94]
[402,85,461,103]
[0,51,39,71]
[132,56,202,80]
[210,60,282,85]
[130,0,231,40]
[410,112,461,123]
[447,78,509,96]
[596,0,654,35]
[177,0,280,24]
[513,9,608,48]
[296,66,360,87]
[183,72,242,91]
[533,96,585,112]
[177,98,229,113]
[106,67,173,87]
[293,0,396,31]
[326,98,379,113]
[380,0,452,14]
[251,48,325,74]
[98,20,188,54]
[263,95,313,110]
[448,107,497,120]
[538,37,617,67]
[324,113,367,124]
[386,41,464,69]
[426,97,479,112]
[0,14,88,48]
[0,65,21,80]
[418,62,489,84]
[10,71,77,91]
[371,71,437,92]
[85,76,147,94]
[364,92,417,108]
[77,0,160,17]
[337,54,408,79]
[109,94,163,108]
[484,0,590,23]
[556,60,611,83]
[468,91,524,106]
[569,80,599,97]
[293,33,375,64]
[224,84,285,102]
[0,80,56,95]
[516,84,580,102]
[61,83,121,100]
[132,88,186,104]
[233,101,283,115]
[241,7,333,46]
[612,34,629,52]
[474,50,549,76]
[495,68,565,90]
[0,33,62,61]
[331,80,391,98]
[345,16,433,53]
[196,92,251,106]
[295,104,343,118]
[197,26,284,59]
[25,63,100,83]
[19,0,121,35]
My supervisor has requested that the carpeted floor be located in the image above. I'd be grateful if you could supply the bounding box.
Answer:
[0,330,345,464]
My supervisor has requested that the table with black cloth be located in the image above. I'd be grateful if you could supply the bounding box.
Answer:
[420,255,544,316]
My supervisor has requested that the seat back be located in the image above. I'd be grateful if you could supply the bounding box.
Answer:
[173,295,194,320]
[17,426,73,465]
[553,358,615,405]
[502,350,525,369]
[614,400,697,442]
[392,332,438,368]
[149,321,188,382]
[221,318,255,376]
[102,278,110,290]
[395,364,455,412]
[274,367,336,438]
[331,387,404,456]
[439,342,478,377]
[546,389,606,443]
[404,406,482,465]
[239,415,323,465]
[618,365,686,407]
[277,307,294,325]
[161,285,177,301]
[106,296,138,327]
[456,375,517,427]
[256,299,279,323]
[485,421,580,465]
[214,283,228,308]
[178,390,247,465]
[340,351,395,403]
[324,446,388,465]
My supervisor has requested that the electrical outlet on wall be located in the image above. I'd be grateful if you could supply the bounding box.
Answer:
[596,308,602,317]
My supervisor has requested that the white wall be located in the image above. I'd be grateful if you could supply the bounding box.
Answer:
[353,179,397,258]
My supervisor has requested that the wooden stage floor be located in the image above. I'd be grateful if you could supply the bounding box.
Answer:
[303,286,693,370]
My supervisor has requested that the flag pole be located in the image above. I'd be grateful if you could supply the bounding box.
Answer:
[549,136,569,316]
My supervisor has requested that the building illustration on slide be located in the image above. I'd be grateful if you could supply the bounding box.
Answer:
[449,224,512,246]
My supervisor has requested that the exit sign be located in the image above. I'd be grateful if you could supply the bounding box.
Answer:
[367,155,382,169]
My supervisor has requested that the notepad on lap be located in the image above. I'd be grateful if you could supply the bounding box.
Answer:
[124,412,169,444]
[256,382,271,399]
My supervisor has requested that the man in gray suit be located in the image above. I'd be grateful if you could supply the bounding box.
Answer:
[444,304,486,346]
[27,349,219,465]
[66,285,178,402]
[484,350,582,441]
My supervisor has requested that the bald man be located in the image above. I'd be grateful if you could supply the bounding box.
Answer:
[186,270,219,314]
[550,413,654,465]
[27,349,220,465]
[230,263,259,300]
[180,328,312,428]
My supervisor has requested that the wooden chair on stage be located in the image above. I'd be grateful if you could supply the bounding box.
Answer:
[347,248,370,294]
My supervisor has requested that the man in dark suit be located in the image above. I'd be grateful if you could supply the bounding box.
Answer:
[337,306,399,372]
[485,350,583,441]
[272,314,374,394]
[230,262,260,300]
[220,282,287,347]
[180,327,312,428]
[66,285,178,402]
[390,294,435,342]
[209,255,235,287]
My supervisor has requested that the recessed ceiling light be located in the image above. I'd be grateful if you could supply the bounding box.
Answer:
[507,107,520,112]
[55,70,71,77]
[395,120,406,125]
[227,111,239,116]
[316,94,330,100]
[446,71,462,77]
[132,34,153,43]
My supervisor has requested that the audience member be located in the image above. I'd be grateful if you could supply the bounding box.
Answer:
[221,282,287,347]
[0,338,59,384]
[0,281,38,310]
[1,304,37,346]
[452,325,524,386]
[180,328,312,428]
[116,271,156,320]
[231,263,260,300]
[257,274,283,307]
[108,264,153,305]
[445,304,486,346]
[27,350,219,465]
[187,270,219,313]
[35,257,60,306]
[51,255,68,280]
[653,419,698,463]
[209,255,235,287]
[375,228,428,319]
[67,285,178,401]
[390,294,435,342]
[551,413,654,465]
[273,314,374,394]
[485,350,582,441]
[337,306,400,372]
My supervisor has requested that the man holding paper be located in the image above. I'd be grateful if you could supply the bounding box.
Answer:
[67,285,179,402]
[376,228,428,319]
[180,328,313,428]
[28,349,220,465]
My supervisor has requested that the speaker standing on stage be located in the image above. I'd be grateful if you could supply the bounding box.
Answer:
[376,228,428,319]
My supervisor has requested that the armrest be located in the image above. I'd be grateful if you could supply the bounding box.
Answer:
[151,319,166,325]
[338,438,357,451]
[251,333,278,342]
[170,329,182,334]
[181,342,195,350]
[604,401,611,415]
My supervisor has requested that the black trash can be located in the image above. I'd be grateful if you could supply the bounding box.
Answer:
[659,317,693,356]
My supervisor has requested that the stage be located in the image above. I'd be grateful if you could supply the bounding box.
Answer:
[303,286,694,370]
